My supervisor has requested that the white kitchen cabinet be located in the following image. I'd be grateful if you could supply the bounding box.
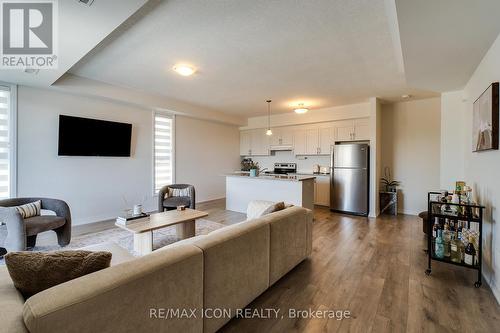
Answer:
[319,127,335,155]
[239,129,269,156]
[269,128,294,146]
[240,131,252,156]
[354,118,370,141]
[280,127,294,145]
[250,129,270,155]
[335,119,370,141]
[293,129,307,155]
[314,175,330,206]
[305,129,319,155]
[335,121,355,141]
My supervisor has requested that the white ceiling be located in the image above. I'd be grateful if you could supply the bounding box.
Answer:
[3,0,500,118]
[0,0,147,87]
[70,0,437,117]
[396,0,500,92]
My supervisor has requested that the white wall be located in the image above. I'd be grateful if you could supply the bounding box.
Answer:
[175,116,240,202]
[369,98,382,217]
[447,32,500,302]
[17,86,155,225]
[17,86,239,225]
[440,91,467,189]
[381,98,441,215]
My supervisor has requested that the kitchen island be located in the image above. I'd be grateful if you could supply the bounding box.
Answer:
[225,174,315,213]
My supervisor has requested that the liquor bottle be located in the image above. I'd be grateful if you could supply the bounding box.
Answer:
[450,231,461,263]
[443,222,451,258]
[432,218,440,238]
[464,236,476,266]
[457,221,463,241]
[435,230,445,259]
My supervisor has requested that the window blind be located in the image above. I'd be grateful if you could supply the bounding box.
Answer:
[0,86,11,199]
[154,113,173,193]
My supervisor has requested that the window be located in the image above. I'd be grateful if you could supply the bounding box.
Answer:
[153,113,174,193]
[0,84,16,199]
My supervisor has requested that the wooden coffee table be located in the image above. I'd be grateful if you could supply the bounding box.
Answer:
[115,208,208,255]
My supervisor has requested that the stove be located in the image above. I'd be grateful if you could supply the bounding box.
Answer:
[273,163,297,175]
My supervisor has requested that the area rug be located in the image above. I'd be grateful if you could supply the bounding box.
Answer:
[0,218,225,265]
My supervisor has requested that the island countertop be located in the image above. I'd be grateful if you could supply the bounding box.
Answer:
[224,173,315,182]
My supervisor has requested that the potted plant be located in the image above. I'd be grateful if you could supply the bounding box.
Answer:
[249,161,260,177]
[380,167,400,192]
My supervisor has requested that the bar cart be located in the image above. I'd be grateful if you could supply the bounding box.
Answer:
[425,191,484,288]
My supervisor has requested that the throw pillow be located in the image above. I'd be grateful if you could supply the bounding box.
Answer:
[5,250,112,298]
[246,200,286,220]
[15,200,41,219]
[167,187,190,198]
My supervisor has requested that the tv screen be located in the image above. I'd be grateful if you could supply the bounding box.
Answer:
[58,115,132,157]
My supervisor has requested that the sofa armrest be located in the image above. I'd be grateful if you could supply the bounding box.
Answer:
[23,244,204,333]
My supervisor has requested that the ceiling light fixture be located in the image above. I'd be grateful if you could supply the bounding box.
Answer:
[266,99,273,136]
[401,94,411,99]
[173,64,195,76]
[294,103,309,114]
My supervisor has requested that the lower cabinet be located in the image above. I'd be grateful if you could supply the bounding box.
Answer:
[314,176,330,206]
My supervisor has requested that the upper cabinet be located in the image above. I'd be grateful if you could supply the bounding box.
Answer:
[240,130,252,156]
[269,127,294,147]
[335,118,370,142]
[293,128,307,155]
[240,117,370,156]
[353,118,370,141]
[239,129,270,156]
[319,127,335,155]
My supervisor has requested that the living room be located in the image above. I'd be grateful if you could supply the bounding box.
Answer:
[1,1,500,332]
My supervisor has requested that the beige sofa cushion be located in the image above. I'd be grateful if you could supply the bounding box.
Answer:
[193,218,270,333]
[0,266,28,333]
[263,206,313,285]
[23,243,204,333]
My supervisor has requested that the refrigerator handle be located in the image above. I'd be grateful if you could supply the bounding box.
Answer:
[330,144,335,169]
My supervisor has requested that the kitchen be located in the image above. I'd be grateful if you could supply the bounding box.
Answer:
[227,116,372,216]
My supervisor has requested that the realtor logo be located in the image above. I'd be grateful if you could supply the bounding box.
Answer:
[1,0,58,69]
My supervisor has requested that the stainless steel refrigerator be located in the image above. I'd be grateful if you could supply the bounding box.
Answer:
[330,143,369,216]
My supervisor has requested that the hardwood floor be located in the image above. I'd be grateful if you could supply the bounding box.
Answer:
[216,205,500,333]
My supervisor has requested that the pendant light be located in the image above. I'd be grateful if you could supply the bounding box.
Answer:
[266,100,273,136]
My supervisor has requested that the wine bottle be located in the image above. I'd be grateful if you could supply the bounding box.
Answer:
[443,222,451,258]
[450,231,461,263]
[435,230,445,259]
[464,236,476,266]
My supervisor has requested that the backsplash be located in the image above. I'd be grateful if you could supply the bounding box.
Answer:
[245,151,330,173]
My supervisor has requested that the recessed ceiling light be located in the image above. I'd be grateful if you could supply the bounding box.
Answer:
[294,103,309,114]
[173,64,196,76]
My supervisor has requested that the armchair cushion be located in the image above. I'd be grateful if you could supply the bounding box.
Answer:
[5,250,112,298]
[25,216,66,236]
[14,200,41,219]
[163,196,192,208]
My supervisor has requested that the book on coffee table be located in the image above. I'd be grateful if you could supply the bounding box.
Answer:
[116,213,150,225]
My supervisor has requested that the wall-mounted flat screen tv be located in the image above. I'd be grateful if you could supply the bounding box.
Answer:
[58,115,132,157]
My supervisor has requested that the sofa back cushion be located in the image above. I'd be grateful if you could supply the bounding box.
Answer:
[261,206,313,285]
[0,266,28,333]
[192,218,270,333]
[23,243,204,333]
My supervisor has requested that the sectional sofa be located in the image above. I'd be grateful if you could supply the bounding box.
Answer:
[0,206,313,333]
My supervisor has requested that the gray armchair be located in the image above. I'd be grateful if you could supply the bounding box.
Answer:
[0,198,71,251]
[158,184,195,212]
